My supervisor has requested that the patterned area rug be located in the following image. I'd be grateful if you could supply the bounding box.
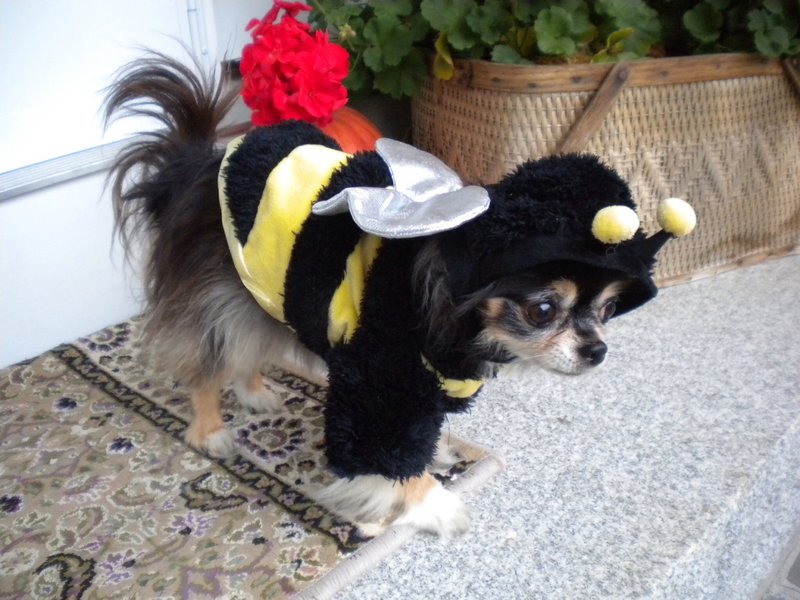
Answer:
[0,320,503,599]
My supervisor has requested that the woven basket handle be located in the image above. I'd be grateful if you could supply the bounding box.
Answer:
[782,57,800,98]
[558,61,631,154]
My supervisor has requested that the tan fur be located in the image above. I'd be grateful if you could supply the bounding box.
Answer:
[597,281,627,306]
[483,297,505,319]
[245,371,266,394]
[551,279,579,307]
[401,473,438,506]
[477,277,631,376]
[185,376,228,449]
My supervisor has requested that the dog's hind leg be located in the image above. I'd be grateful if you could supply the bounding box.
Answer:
[185,373,237,458]
[233,370,283,413]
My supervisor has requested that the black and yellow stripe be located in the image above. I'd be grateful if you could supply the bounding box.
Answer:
[218,123,483,401]
[220,137,366,334]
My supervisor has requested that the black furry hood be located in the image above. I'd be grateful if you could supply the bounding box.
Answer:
[438,154,659,315]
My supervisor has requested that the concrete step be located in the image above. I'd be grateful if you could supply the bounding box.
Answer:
[340,254,800,599]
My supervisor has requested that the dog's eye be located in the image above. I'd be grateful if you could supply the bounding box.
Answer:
[600,299,617,322]
[527,302,557,326]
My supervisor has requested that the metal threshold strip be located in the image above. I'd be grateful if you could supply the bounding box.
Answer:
[0,121,250,203]
[0,139,137,202]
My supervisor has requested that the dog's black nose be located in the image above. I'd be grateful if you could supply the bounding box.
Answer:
[580,341,607,366]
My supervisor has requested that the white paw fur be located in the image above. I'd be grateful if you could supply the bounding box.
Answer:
[316,475,399,525]
[315,474,471,537]
[186,427,237,458]
[394,485,471,537]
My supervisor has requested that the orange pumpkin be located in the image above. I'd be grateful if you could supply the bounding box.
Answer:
[320,106,382,153]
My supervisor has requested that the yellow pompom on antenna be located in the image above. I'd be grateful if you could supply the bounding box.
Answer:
[657,197,696,237]
[591,205,640,244]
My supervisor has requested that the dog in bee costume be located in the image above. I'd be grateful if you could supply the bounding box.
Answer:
[108,58,695,534]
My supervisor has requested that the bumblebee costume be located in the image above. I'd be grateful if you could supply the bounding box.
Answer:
[218,121,695,480]
[219,122,483,480]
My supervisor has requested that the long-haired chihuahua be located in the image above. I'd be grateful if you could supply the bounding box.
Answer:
[105,53,691,536]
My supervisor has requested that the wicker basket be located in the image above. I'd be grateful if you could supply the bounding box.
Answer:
[412,54,800,284]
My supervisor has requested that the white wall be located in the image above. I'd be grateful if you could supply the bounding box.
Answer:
[1,1,189,172]
[0,174,143,364]
[0,0,269,367]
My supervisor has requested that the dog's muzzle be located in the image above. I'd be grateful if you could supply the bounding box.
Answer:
[579,341,607,366]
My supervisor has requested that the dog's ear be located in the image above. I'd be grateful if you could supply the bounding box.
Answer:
[412,240,463,352]
[412,239,491,358]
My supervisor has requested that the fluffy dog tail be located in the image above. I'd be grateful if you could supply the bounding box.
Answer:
[104,53,239,317]
[104,52,237,254]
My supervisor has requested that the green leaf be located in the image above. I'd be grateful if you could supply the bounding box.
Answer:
[595,0,661,57]
[512,25,538,58]
[344,58,373,97]
[448,24,482,50]
[512,1,549,25]
[369,0,413,18]
[763,0,784,15]
[534,6,596,56]
[590,50,612,63]
[460,45,487,59]
[465,0,513,46]
[748,4,799,37]
[560,0,596,44]
[607,27,634,47]
[491,44,534,64]
[408,13,432,43]
[535,8,574,55]
[754,26,791,56]
[310,2,366,31]
[553,0,589,12]
[373,50,427,99]
[747,5,799,56]
[706,0,730,10]
[591,27,634,62]
[420,0,481,50]
[420,0,471,32]
[362,13,414,70]
[684,2,724,44]
[748,10,769,32]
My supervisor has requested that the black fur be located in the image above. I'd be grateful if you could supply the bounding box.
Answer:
[439,155,657,313]
[324,240,445,479]
[283,152,392,356]
[104,54,246,383]
[222,122,341,245]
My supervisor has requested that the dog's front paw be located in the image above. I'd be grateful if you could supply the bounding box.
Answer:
[395,484,471,537]
[431,438,464,473]
[233,378,283,413]
[185,425,237,458]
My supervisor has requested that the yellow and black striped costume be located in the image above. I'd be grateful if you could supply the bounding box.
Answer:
[218,122,482,479]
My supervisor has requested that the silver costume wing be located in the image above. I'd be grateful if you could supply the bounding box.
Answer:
[312,139,490,239]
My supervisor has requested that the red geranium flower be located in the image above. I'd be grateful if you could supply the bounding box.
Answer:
[240,1,349,127]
